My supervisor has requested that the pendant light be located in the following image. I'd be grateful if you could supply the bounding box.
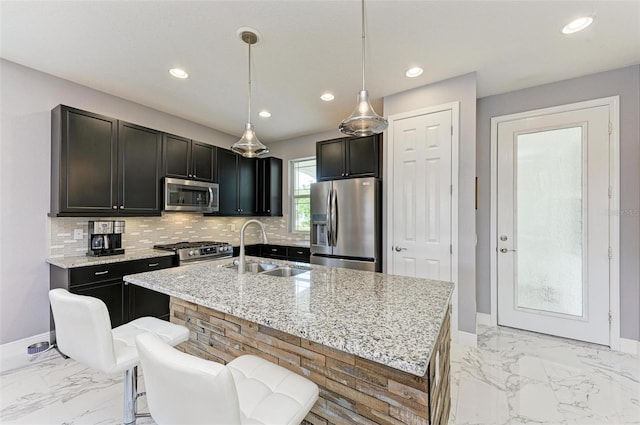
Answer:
[339,0,388,137]
[231,30,269,158]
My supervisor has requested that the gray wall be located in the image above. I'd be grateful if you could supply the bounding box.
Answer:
[384,73,478,334]
[476,65,640,340]
[0,59,238,345]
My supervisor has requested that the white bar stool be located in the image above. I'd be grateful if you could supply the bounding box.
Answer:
[49,288,189,425]
[136,332,319,425]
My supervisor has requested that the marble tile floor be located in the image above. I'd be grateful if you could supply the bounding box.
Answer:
[1,324,638,424]
[450,325,640,425]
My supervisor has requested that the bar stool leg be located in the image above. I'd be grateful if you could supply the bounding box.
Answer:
[123,366,137,425]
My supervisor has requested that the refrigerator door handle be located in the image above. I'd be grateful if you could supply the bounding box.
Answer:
[331,188,338,247]
[326,189,333,246]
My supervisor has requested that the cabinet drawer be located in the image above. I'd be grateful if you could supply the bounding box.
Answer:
[261,245,287,258]
[287,247,310,262]
[69,256,176,286]
[121,256,177,274]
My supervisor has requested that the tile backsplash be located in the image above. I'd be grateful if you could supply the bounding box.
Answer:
[48,213,309,258]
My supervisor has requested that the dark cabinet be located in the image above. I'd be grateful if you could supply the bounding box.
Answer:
[216,149,257,215]
[260,244,288,259]
[119,121,163,214]
[286,246,311,262]
[256,157,282,216]
[163,134,217,182]
[51,105,162,217]
[50,255,177,333]
[316,134,381,181]
[250,244,311,263]
[74,280,125,328]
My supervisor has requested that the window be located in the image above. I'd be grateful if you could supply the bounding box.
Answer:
[290,157,316,233]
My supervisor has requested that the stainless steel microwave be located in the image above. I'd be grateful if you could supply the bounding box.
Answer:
[164,177,219,213]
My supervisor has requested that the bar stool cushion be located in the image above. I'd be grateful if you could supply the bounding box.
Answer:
[136,333,319,425]
[49,288,189,374]
[227,355,319,425]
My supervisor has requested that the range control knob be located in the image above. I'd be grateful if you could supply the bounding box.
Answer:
[189,250,197,256]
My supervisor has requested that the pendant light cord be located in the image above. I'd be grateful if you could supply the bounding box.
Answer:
[247,40,252,122]
[361,0,366,91]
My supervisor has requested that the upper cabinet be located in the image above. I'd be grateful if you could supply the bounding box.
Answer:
[51,105,162,217]
[163,134,217,182]
[256,157,283,216]
[216,148,257,216]
[316,134,382,181]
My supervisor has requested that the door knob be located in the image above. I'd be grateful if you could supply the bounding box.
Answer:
[394,246,407,252]
[500,247,516,253]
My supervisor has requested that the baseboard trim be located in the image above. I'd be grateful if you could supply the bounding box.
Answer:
[619,337,639,355]
[456,330,477,347]
[0,331,52,373]
[476,312,491,326]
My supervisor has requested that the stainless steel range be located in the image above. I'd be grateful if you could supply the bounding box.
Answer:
[153,241,233,264]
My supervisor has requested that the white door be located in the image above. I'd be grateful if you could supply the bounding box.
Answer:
[497,105,611,345]
[391,109,452,281]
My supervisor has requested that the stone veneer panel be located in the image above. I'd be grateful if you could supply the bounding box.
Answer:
[48,214,308,258]
[170,297,451,425]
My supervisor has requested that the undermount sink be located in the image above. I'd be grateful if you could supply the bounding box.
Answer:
[224,261,310,277]
[261,266,311,277]
[224,261,279,273]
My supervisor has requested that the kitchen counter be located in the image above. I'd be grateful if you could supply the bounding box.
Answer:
[266,239,310,248]
[46,248,175,269]
[124,257,452,376]
[124,257,453,424]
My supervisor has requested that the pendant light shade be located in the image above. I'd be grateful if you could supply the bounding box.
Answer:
[231,30,269,158]
[339,0,387,137]
[339,89,388,137]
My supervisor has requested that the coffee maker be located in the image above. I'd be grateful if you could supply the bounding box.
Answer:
[87,220,125,256]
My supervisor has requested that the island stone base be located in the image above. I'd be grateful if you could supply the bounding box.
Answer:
[169,297,451,425]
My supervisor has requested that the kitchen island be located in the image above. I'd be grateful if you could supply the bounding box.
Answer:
[124,257,453,425]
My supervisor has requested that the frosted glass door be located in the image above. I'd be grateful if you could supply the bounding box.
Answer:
[516,127,584,316]
[497,105,610,345]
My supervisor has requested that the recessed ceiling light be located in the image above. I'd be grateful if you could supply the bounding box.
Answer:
[562,16,594,34]
[259,110,271,118]
[405,67,423,78]
[169,68,189,79]
[320,93,335,101]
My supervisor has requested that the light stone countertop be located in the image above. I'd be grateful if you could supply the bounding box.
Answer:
[46,249,176,269]
[263,239,311,248]
[124,256,453,376]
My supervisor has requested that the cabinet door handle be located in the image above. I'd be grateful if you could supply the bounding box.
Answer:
[94,270,109,276]
[112,206,117,209]
[296,250,304,254]
[271,248,278,252]
[148,263,159,267]
[120,205,124,209]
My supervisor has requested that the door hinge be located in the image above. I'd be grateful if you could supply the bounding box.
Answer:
[608,247,613,259]
[450,244,453,254]
[450,185,453,195]
[608,121,612,135]
[608,311,612,323]
[451,126,454,136]
[608,186,612,199]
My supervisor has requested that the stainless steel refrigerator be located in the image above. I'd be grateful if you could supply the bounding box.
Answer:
[310,177,381,271]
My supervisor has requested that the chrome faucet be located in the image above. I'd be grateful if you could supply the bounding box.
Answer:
[238,219,268,274]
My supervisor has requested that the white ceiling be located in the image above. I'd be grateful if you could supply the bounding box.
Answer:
[1,1,639,143]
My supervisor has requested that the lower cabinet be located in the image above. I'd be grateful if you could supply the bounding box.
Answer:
[73,280,125,327]
[49,256,177,332]
[241,244,311,263]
